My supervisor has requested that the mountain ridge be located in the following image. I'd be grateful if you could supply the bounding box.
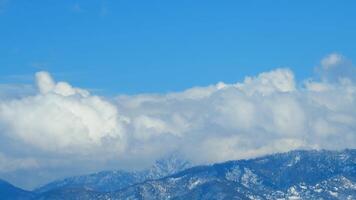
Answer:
[35,153,191,193]
[1,149,355,199]
[104,149,355,199]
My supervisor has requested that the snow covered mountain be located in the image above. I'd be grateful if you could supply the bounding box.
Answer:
[35,149,356,200]
[1,149,355,199]
[102,149,355,200]
[35,154,191,193]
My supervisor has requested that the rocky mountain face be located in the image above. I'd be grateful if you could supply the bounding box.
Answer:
[104,149,355,200]
[1,149,355,200]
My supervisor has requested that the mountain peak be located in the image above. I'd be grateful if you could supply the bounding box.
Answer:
[147,154,191,179]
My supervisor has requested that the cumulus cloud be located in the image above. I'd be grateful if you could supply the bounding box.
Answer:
[0,54,356,189]
[0,71,126,157]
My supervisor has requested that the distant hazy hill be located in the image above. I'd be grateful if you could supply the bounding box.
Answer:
[0,179,34,200]
[1,149,355,200]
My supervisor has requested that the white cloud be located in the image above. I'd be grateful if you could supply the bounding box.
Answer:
[235,68,296,95]
[0,72,126,156]
[115,64,355,165]
[0,54,356,189]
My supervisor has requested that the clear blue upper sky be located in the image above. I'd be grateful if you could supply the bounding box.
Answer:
[1,0,355,94]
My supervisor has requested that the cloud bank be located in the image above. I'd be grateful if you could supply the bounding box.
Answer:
[0,53,355,189]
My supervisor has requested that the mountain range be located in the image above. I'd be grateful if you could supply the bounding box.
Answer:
[35,154,191,193]
[0,149,355,200]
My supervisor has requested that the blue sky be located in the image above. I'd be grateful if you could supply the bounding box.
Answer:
[1,0,356,94]
[1,1,356,189]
